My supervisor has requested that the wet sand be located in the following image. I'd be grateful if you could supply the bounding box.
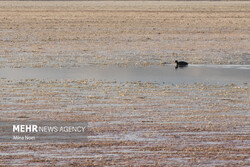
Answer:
[0,79,249,166]
[0,1,250,166]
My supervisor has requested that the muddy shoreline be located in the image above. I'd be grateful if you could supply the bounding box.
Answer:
[0,1,249,68]
[0,79,249,166]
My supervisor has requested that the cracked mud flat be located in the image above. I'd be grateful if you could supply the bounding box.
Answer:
[0,1,250,166]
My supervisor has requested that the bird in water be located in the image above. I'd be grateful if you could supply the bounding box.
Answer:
[175,60,188,69]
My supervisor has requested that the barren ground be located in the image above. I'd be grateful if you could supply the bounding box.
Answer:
[0,1,249,67]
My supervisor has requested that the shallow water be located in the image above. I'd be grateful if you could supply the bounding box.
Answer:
[0,65,249,85]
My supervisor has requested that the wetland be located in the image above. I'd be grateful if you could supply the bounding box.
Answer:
[0,1,249,166]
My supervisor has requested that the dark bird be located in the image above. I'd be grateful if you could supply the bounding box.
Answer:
[175,60,188,69]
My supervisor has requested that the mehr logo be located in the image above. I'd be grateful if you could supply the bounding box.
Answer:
[13,125,38,133]
[13,124,86,133]
[0,121,88,143]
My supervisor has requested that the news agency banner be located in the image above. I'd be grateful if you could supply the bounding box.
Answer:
[0,121,87,143]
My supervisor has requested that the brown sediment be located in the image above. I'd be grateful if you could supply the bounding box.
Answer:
[0,1,249,68]
[0,79,249,166]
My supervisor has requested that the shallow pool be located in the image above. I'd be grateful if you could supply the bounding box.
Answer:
[0,65,249,85]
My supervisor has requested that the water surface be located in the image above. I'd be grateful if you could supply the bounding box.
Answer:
[0,65,249,85]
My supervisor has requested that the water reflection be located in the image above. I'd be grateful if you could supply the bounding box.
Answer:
[0,65,249,85]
